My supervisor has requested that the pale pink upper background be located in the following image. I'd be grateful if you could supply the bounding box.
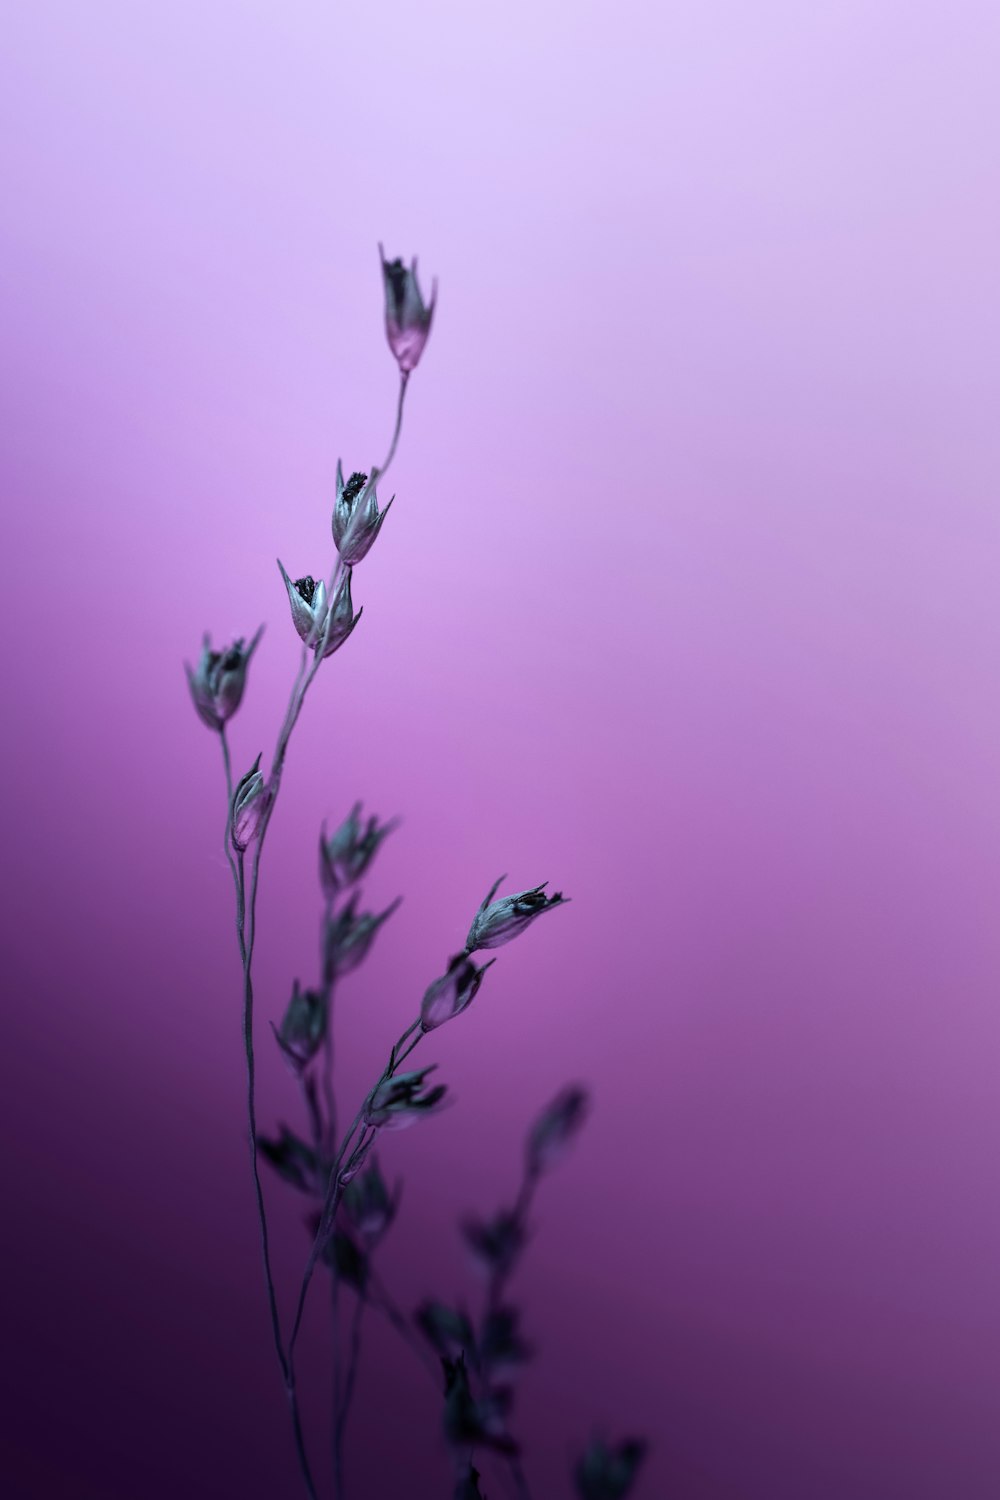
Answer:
[2,3,999,1496]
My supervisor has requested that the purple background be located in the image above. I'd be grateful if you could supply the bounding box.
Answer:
[2,3,999,1496]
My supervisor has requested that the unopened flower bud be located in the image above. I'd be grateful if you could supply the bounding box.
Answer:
[479,1306,533,1378]
[364,1067,447,1130]
[258,1126,326,1196]
[332,462,394,567]
[454,1466,488,1500]
[421,953,496,1032]
[526,1085,590,1176]
[319,803,398,899]
[277,561,362,659]
[342,1157,399,1245]
[185,626,263,731]
[271,980,327,1073]
[323,892,401,982]
[465,877,567,952]
[231,755,269,852]
[573,1437,647,1500]
[379,244,436,373]
[460,1210,524,1278]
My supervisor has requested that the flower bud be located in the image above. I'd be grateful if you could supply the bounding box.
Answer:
[573,1438,647,1500]
[454,1467,488,1500]
[231,755,269,852]
[277,561,362,659]
[420,953,496,1032]
[442,1353,517,1456]
[479,1307,533,1380]
[465,877,567,952]
[526,1085,590,1176]
[185,626,263,731]
[460,1210,524,1278]
[258,1126,327,1196]
[325,1229,369,1293]
[342,1157,399,1245]
[364,1067,447,1130]
[332,462,394,567]
[379,244,436,373]
[416,1301,475,1358]
[323,892,401,982]
[319,803,398,900]
[271,980,327,1073]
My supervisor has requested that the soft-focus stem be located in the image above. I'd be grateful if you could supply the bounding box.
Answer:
[217,370,413,1499]
[334,1289,366,1493]
[372,371,409,486]
[232,850,317,1499]
[219,728,245,963]
[331,1263,343,1497]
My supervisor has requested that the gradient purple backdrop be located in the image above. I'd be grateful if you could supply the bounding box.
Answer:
[2,3,999,1497]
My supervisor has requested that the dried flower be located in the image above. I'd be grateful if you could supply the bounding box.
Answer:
[479,1307,533,1379]
[277,560,361,658]
[271,980,326,1073]
[465,876,567,952]
[341,1157,399,1245]
[323,892,402,982]
[332,462,394,567]
[460,1210,525,1278]
[573,1438,648,1500]
[415,1301,475,1359]
[231,755,269,852]
[442,1354,517,1455]
[326,1229,369,1293]
[258,1126,328,1196]
[379,244,436,373]
[420,953,496,1032]
[185,626,263,731]
[319,804,399,899]
[454,1467,488,1500]
[527,1085,590,1176]
[364,1067,447,1130]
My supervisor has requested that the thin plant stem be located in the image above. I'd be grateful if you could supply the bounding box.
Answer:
[373,371,409,484]
[219,375,411,1498]
[219,727,245,963]
[331,1263,343,1497]
[236,851,318,1500]
[288,1021,424,1379]
[334,1289,366,1492]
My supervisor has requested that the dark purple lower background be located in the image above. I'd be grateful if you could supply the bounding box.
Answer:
[3,3,1000,1497]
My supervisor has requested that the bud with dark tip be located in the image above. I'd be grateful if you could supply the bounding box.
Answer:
[185,626,263,731]
[364,1067,447,1130]
[527,1085,590,1176]
[271,980,326,1073]
[379,244,436,373]
[465,876,567,952]
[277,560,361,658]
[319,803,399,899]
[332,462,394,566]
[420,953,496,1032]
[573,1438,648,1500]
[231,755,269,852]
